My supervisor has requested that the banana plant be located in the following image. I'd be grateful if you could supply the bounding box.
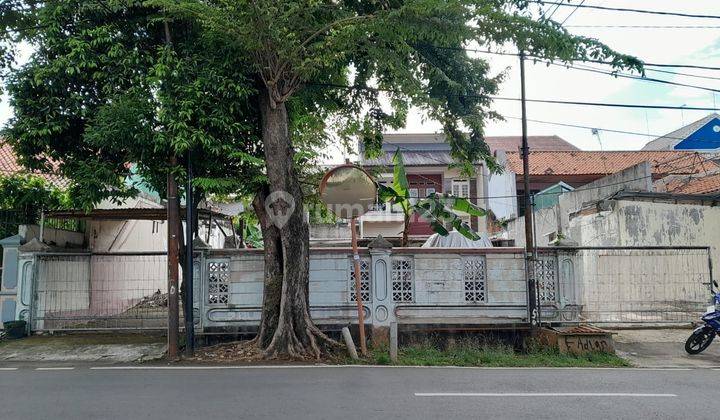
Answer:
[377,149,487,246]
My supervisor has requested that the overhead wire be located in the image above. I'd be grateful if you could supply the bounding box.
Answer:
[525,1,720,20]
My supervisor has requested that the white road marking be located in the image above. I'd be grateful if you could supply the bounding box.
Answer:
[414,393,677,398]
[35,367,75,371]
[0,367,18,371]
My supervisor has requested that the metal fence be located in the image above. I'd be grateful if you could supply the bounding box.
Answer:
[575,247,713,325]
[31,252,169,331]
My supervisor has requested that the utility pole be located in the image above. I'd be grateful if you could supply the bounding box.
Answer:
[519,51,539,332]
[184,152,195,357]
[164,20,180,359]
[167,157,180,359]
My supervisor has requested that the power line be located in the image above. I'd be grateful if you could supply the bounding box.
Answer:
[434,45,720,72]
[559,0,586,25]
[526,1,720,20]
[368,150,720,201]
[565,25,720,29]
[645,68,720,82]
[501,116,674,140]
[543,61,720,95]
[311,82,720,111]
[491,96,720,112]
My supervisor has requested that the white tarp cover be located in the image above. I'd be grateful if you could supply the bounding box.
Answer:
[421,230,493,248]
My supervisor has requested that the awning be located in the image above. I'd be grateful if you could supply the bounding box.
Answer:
[44,207,232,221]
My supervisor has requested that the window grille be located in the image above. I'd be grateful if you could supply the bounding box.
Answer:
[463,257,487,303]
[207,261,230,304]
[349,258,372,303]
[392,258,414,302]
[534,257,557,303]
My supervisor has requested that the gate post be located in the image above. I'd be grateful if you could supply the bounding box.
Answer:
[0,235,23,326]
[192,237,211,333]
[368,235,394,346]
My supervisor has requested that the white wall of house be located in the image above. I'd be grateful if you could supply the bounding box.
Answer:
[487,151,518,221]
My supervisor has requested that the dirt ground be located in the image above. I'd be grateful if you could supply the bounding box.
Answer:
[614,328,720,368]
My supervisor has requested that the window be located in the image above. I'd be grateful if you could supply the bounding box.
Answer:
[451,179,470,198]
[425,187,435,198]
[409,188,419,205]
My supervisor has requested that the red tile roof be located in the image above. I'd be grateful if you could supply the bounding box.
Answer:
[660,173,720,195]
[505,150,718,176]
[0,140,68,187]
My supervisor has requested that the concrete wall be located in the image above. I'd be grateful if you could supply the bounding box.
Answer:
[310,223,351,240]
[575,248,711,323]
[19,225,85,248]
[502,162,654,246]
[568,200,720,269]
[195,247,569,331]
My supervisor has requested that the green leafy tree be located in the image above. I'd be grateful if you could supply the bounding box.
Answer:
[378,149,486,246]
[0,174,70,238]
[148,0,641,359]
[0,1,271,275]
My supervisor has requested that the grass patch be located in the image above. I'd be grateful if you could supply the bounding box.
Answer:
[348,339,629,368]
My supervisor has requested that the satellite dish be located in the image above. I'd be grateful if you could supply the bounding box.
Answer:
[319,165,377,219]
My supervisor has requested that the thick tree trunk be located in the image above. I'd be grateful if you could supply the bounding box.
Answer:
[255,88,337,358]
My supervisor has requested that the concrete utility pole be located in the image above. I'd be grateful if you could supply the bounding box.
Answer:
[519,52,539,331]
[184,152,195,357]
[164,21,180,359]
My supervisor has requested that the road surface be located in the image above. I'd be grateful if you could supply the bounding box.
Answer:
[0,364,717,419]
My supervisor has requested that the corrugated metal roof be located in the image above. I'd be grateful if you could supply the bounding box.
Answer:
[361,135,579,166]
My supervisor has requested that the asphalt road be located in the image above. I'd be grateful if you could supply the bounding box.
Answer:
[0,364,717,419]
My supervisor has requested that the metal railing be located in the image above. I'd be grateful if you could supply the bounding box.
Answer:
[564,246,714,325]
[30,252,169,331]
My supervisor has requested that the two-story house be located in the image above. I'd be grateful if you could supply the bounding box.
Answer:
[357,133,579,241]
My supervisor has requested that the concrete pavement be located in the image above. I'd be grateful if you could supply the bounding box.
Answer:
[0,364,717,419]
[614,328,720,368]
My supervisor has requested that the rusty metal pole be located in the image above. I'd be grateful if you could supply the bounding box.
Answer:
[350,217,367,356]
[520,51,539,332]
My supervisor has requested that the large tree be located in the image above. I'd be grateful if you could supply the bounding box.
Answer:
[151,0,641,358]
[0,0,346,356]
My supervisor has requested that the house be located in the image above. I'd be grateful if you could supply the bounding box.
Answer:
[357,133,579,240]
[502,150,715,216]
[497,157,720,266]
[642,113,720,151]
[0,140,237,252]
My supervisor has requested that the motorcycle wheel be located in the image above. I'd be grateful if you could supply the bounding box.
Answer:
[685,327,715,355]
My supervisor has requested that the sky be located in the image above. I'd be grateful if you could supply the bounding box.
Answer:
[2,1,720,164]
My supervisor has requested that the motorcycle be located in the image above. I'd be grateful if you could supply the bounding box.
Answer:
[685,282,720,355]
